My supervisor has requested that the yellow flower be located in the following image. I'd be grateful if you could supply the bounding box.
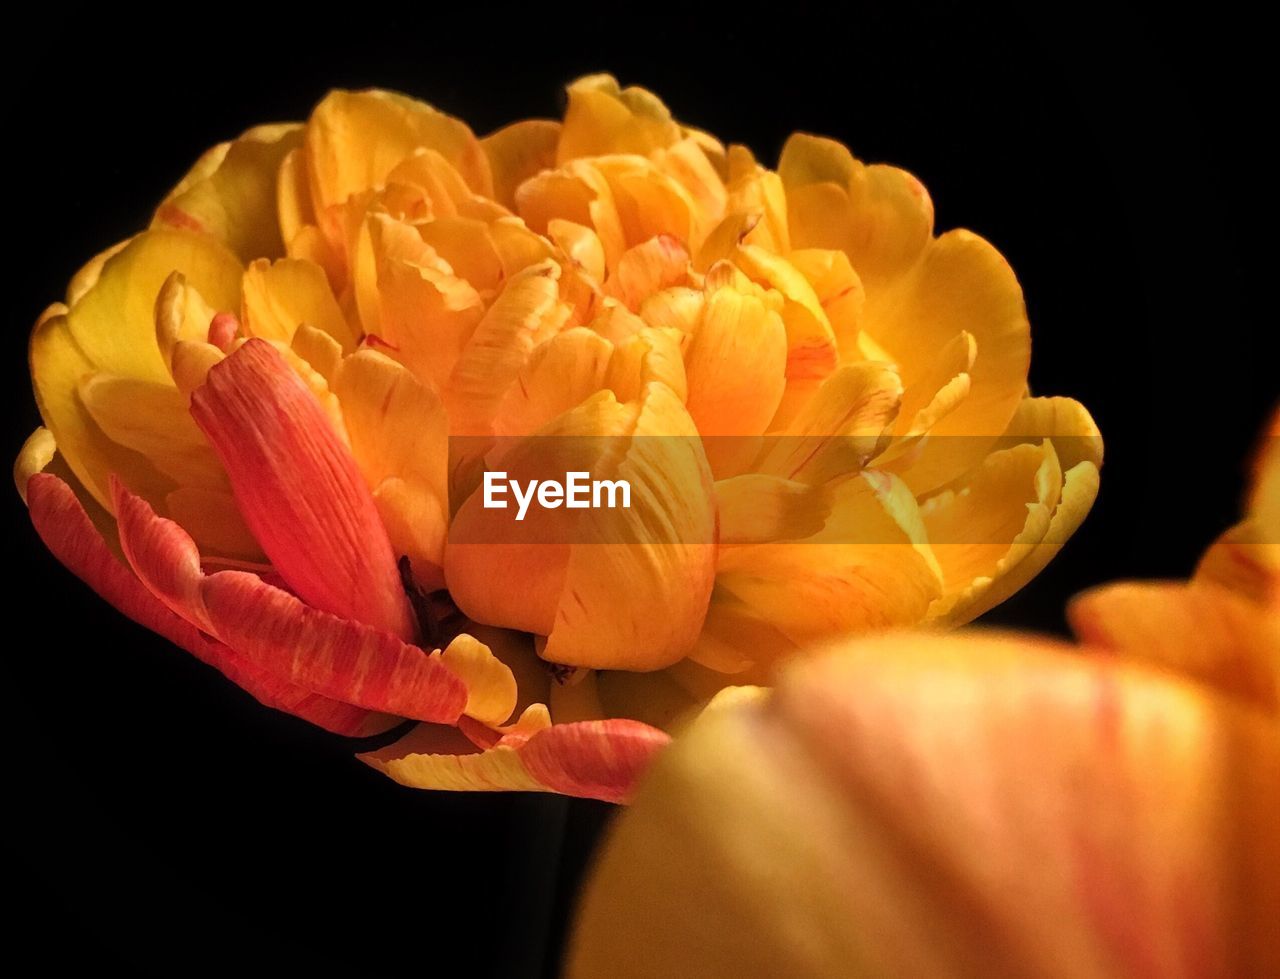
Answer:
[567,411,1279,975]
[15,75,1099,800]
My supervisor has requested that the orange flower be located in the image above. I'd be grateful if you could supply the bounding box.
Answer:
[15,76,1099,801]
[567,411,1279,975]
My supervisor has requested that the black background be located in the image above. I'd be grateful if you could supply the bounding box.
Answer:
[4,4,1273,975]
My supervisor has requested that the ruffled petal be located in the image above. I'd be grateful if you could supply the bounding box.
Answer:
[447,384,717,671]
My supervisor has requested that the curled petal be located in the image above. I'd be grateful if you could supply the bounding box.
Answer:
[190,339,415,640]
[154,124,303,262]
[201,571,466,724]
[557,74,682,164]
[29,472,387,735]
[362,704,668,802]
[305,88,491,215]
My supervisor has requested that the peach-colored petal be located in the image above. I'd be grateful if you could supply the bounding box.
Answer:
[569,633,1280,977]
[1070,581,1279,712]
[190,339,415,640]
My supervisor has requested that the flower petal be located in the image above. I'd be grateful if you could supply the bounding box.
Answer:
[482,119,561,209]
[190,339,415,640]
[779,133,933,287]
[446,384,717,671]
[333,349,450,582]
[557,74,681,164]
[305,89,491,215]
[362,704,668,802]
[29,471,387,736]
[866,231,1031,493]
[31,230,242,508]
[1070,581,1279,711]
[568,633,1280,978]
[201,570,465,723]
[153,124,303,262]
[241,257,359,352]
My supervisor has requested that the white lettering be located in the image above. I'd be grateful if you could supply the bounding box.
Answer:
[593,478,631,510]
[481,472,632,518]
[484,471,508,509]
[565,471,590,509]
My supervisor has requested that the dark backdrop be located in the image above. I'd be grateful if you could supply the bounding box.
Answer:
[4,4,1272,976]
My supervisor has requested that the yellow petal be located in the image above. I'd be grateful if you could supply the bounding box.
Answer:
[439,633,519,726]
[492,328,614,437]
[779,132,934,287]
[14,427,56,503]
[305,88,491,215]
[154,124,303,262]
[78,372,225,489]
[557,74,682,164]
[446,260,570,436]
[241,257,359,351]
[64,228,242,385]
[923,441,1062,618]
[865,230,1031,493]
[754,363,902,485]
[367,214,485,390]
[482,119,561,209]
[333,349,450,580]
[713,472,941,654]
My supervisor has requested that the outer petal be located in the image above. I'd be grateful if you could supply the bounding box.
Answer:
[922,441,1063,622]
[190,339,415,640]
[779,133,934,287]
[361,704,669,803]
[867,230,1031,493]
[30,230,242,508]
[304,88,492,214]
[1070,581,1279,712]
[28,471,388,736]
[569,633,1280,978]
[154,124,303,262]
[711,472,941,658]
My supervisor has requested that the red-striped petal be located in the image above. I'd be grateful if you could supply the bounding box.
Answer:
[201,571,467,724]
[190,339,415,640]
[27,472,387,736]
